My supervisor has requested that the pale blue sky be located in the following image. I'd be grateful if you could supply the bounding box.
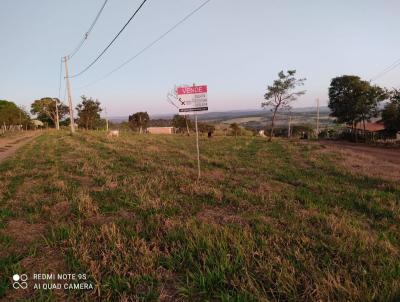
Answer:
[1,0,399,116]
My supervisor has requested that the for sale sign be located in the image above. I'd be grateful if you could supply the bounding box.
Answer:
[177,85,208,115]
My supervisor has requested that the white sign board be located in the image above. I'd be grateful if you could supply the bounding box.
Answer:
[177,85,208,115]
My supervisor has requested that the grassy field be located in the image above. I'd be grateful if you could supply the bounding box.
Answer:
[0,131,399,301]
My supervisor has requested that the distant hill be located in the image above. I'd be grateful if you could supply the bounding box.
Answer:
[109,107,331,124]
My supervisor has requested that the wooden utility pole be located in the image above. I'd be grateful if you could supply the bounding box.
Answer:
[316,98,320,138]
[288,115,292,138]
[105,107,109,132]
[54,98,60,130]
[64,56,75,133]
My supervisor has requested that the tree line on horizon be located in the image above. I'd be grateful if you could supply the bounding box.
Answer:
[1,73,399,138]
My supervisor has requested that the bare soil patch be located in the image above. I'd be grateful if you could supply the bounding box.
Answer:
[3,219,46,244]
[317,140,400,181]
[0,131,40,162]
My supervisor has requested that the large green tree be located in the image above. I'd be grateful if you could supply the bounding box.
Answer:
[0,100,30,127]
[382,89,400,135]
[128,112,150,133]
[75,96,102,130]
[328,75,386,139]
[31,97,69,127]
[262,70,306,140]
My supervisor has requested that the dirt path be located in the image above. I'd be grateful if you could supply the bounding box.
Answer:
[0,131,41,162]
[317,140,400,181]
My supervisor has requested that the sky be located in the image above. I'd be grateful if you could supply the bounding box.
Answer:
[1,0,400,116]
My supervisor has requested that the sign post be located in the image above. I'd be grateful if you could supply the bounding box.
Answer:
[177,84,208,180]
[194,113,200,179]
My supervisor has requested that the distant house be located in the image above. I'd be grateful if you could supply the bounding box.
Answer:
[147,127,174,134]
[346,121,386,140]
[346,122,385,133]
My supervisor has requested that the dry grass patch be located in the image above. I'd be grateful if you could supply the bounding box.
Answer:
[69,222,159,300]
[43,201,71,220]
[76,190,99,218]
[196,206,247,226]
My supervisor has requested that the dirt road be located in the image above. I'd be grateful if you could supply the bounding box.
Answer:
[318,140,400,181]
[0,131,40,163]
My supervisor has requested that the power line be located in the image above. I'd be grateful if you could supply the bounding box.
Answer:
[68,0,109,59]
[77,0,212,88]
[68,0,149,78]
[370,58,400,81]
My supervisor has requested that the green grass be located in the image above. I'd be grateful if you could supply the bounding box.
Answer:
[0,131,399,301]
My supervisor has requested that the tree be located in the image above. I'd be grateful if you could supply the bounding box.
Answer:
[328,75,386,140]
[75,96,102,130]
[262,70,306,140]
[172,114,193,134]
[382,89,400,135]
[128,112,150,133]
[0,100,30,128]
[356,84,386,136]
[230,123,240,137]
[31,97,69,127]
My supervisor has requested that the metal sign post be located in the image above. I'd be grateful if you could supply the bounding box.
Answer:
[177,84,208,180]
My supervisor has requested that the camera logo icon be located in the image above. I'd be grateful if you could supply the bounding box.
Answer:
[12,274,28,289]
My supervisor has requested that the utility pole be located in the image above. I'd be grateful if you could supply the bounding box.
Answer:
[64,56,75,133]
[316,98,320,139]
[54,98,60,130]
[105,107,109,132]
[288,115,292,138]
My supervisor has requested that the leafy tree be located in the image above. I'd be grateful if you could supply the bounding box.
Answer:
[0,100,30,128]
[31,97,69,127]
[328,75,386,140]
[230,123,241,137]
[356,84,386,133]
[382,89,400,135]
[172,115,193,134]
[75,96,102,130]
[262,70,306,140]
[128,112,150,133]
